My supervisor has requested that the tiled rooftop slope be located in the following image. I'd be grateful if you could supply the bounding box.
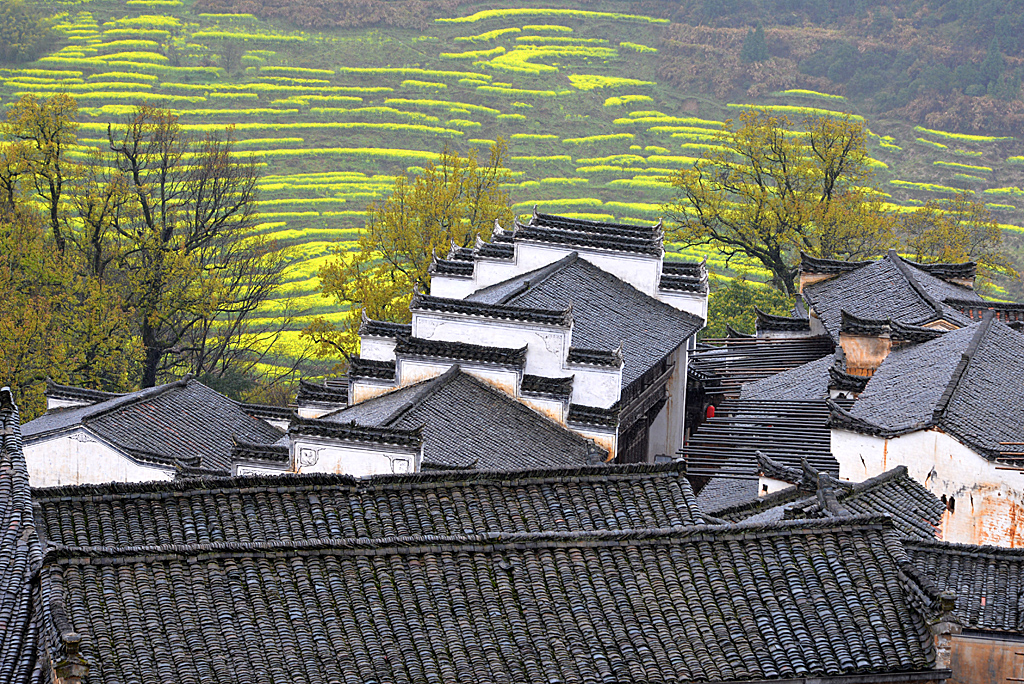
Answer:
[41,517,940,684]
[34,462,705,546]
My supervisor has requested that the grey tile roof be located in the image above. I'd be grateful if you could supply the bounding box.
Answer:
[45,379,124,405]
[412,291,573,326]
[681,399,840,477]
[842,317,1024,458]
[908,541,1024,633]
[660,259,708,292]
[467,253,704,387]
[321,367,604,469]
[0,389,45,682]
[740,354,834,400]
[33,462,705,547]
[395,335,527,366]
[706,466,945,543]
[802,251,980,342]
[792,466,945,541]
[520,374,573,399]
[694,474,760,516]
[515,212,664,255]
[358,315,412,339]
[22,379,285,473]
[37,515,942,684]
[689,336,835,400]
[295,379,349,406]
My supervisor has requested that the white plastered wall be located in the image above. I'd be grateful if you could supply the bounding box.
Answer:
[234,462,290,477]
[519,394,567,424]
[349,379,398,405]
[360,336,399,362]
[25,429,175,487]
[832,428,1024,547]
[657,289,708,319]
[397,358,521,396]
[428,275,478,300]
[569,425,616,459]
[412,310,571,378]
[516,241,662,295]
[566,363,622,409]
[645,344,689,459]
[291,434,420,477]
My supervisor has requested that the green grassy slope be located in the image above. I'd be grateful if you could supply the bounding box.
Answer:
[7,1,1024,365]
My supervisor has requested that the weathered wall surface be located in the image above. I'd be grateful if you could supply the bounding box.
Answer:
[833,429,1024,547]
[25,430,174,487]
[291,435,418,477]
[950,633,1024,684]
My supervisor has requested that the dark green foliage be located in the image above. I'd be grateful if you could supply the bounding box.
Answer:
[980,39,1005,85]
[740,25,769,62]
[989,69,1020,100]
[0,0,54,63]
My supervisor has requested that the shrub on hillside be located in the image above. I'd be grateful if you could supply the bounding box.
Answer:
[0,0,55,63]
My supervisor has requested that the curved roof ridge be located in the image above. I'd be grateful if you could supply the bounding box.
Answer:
[42,513,903,563]
[79,376,192,425]
[32,460,691,501]
[931,310,995,424]
[887,250,947,321]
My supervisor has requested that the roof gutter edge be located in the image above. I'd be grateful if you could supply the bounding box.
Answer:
[718,669,951,684]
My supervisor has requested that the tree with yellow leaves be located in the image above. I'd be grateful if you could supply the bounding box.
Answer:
[665,109,897,295]
[304,139,513,360]
[898,191,1017,281]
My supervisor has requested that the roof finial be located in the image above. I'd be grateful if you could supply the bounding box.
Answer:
[493,218,502,236]
[532,204,538,221]
[448,239,459,260]
[474,234,485,250]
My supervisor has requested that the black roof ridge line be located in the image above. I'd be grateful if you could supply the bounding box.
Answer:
[520,373,574,397]
[412,291,573,326]
[755,306,812,331]
[944,296,1024,311]
[232,435,289,451]
[495,252,578,305]
[41,514,899,563]
[45,378,126,401]
[289,415,422,447]
[840,309,891,328]
[238,401,296,419]
[827,398,910,437]
[900,255,977,277]
[381,365,462,427]
[526,212,662,237]
[887,250,946,321]
[395,337,527,366]
[118,443,201,468]
[931,312,994,425]
[906,537,1024,558]
[836,465,911,500]
[799,251,873,274]
[79,375,194,427]
[31,460,690,500]
[704,483,802,518]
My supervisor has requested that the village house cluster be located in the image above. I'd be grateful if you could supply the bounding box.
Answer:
[3,212,1023,684]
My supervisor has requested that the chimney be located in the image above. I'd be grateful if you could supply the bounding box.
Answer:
[838,311,892,377]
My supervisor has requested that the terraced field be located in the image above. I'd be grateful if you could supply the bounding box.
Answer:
[6,2,1024,365]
